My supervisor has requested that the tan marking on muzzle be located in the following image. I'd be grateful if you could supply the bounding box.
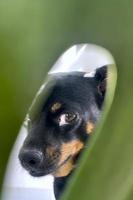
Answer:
[59,140,84,165]
[53,158,74,177]
[53,139,84,177]
[46,146,55,157]
[51,102,61,112]
[86,122,94,135]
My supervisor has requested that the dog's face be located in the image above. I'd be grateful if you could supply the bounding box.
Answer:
[19,67,107,178]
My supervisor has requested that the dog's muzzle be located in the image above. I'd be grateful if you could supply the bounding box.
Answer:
[19,148,60,177]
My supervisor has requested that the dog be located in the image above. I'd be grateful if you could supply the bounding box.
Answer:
[19,66,107,199]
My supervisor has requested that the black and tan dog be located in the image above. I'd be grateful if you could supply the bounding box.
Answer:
[19,66,107,199]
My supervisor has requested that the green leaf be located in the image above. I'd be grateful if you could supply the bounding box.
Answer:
[62,64,118,200]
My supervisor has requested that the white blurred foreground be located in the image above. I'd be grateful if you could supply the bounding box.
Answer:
[2,126,55,200]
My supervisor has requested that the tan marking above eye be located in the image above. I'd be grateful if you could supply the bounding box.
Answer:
[51,102,61,112]
[86,121,94,135]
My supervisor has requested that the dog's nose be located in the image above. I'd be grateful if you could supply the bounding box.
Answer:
[19,149,43,171]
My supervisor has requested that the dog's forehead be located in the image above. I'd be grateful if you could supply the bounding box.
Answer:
[45,78,85,105]
[38,73,96,114]
[47,74,93,98]
[28,73,97,122]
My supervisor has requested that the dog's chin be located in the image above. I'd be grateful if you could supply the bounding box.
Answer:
[28,156,72,177]
[29,170,53,177]
[29,170,45,177]
[29,168,55,177]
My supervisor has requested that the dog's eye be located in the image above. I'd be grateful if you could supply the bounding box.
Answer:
[65,113,77,122]
[58,113,77,126]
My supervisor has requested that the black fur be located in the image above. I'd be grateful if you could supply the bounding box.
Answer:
[19,66,107,199]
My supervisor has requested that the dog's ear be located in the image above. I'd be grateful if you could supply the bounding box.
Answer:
[94,66,107,97]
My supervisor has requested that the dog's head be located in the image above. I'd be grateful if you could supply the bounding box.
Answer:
[19,66,107,177]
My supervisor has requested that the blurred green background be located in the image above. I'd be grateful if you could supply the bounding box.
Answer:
[0,0,133,199]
